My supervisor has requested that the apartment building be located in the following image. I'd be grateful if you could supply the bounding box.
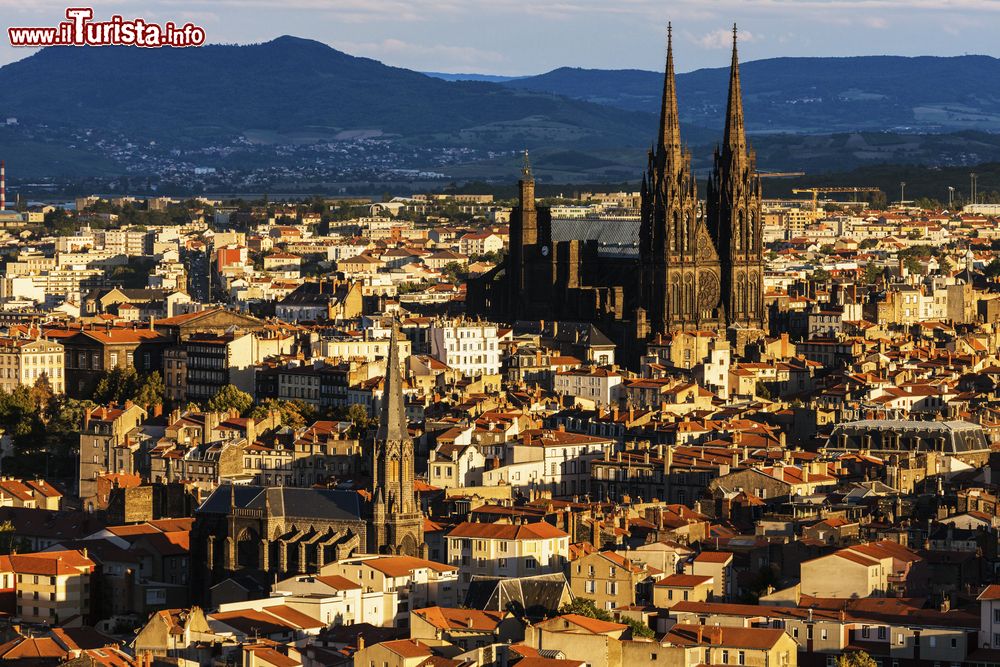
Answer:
[446,520,569,594]
[554,367,623,407]
[429,322,501,377]
[2,549,96,626]
[78,402,147,505]
[0,337,65,394]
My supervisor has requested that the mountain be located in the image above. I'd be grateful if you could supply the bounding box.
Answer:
[422,72,523,83]
[3,39,1000,189]
[0,36,655,150]
[503,56,1000,133]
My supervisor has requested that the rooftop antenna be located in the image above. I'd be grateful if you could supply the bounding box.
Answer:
[522,149,531,179]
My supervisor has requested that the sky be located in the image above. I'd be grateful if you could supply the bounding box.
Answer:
[0,0,998,75]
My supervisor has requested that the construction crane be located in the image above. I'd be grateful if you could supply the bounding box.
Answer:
[791,186,882,211]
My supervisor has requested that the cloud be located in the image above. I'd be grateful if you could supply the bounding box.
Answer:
[692,27,762,49]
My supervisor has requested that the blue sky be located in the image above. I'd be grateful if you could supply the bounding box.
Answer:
[1,0,997,74]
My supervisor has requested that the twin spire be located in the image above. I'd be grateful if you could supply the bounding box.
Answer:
[722,23,747,158]
[657,22,746,163]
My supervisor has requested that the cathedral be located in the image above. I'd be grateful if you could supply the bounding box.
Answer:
[190,321,424,599]
[467,25,766,359]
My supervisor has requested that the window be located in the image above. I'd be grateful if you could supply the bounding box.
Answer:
[722,651,729,664]
[950,638,957,648]
[738,652,745,666]
[585,580,595,594]
[862,626,870,639]
[929,637,936,648]
[878,627,887,640]
[821,629,828,640]
[792,627,799,639]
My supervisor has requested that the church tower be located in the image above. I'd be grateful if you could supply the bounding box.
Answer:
[369,320,425,557]
[707,26,766,338]
[639,24,722,336]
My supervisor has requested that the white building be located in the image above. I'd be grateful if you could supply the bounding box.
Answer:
[482,429,612,498]
[446,520,570,594]
[429,322,501,377]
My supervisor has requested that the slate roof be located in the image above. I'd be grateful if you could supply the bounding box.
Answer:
[464,573,570,620]
[197,485,362,522]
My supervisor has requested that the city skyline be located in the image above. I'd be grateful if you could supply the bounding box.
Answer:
[1,0,999,73]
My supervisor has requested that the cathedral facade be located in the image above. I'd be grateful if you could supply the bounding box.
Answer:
[467,26,766,359]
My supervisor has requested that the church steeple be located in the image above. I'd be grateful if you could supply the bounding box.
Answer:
[722,24,747,159]
[657,23,682,167]
[376,319,408,443]
[368,317,425,557]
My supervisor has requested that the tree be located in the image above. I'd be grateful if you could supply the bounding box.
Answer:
[30,374,54,417]
[809,268,832,283]
[903,255,923,276]
[559,598,614,621]
[837,651,878,667]
[249,399,316,430]
[207,384,253,415]
[94,366,141,405]
[557,598,653,639]
[864,263,883,285]
[0,521,29,555]
[134,371,165,410]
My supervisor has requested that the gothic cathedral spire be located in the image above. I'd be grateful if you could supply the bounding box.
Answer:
[639,22,723,337]
[658,23,682,169]
[707,24,766,343]
[722,23,747,160]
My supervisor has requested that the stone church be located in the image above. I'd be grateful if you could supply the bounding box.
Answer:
[468,26,766,359]
[190,321,425,598]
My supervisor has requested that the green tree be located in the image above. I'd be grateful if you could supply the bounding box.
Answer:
[134,371,165,410]
[557,598,654,639]
[207,385,253,415]
[864,263,883,285]
[30,374,54,417]
[809,268,832,283]
[837,651,878,667]
[250,399,316,430]
[94,366,141,405]
[559,598,614,621]
[0,521,29,555]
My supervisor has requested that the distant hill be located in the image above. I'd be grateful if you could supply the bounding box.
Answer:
[3,39,1000,187]
[423,72,522,83]
[503,56,1000,133]
[0,36,656,150]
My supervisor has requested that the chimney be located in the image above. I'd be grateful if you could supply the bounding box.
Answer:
[697,626,703,644]
[357,635,365,651]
